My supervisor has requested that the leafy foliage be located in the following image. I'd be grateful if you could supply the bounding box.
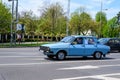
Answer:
[0,3,11,33]
[70,8,99,36]
[37,3,66,37]
[95,11,107,37]
[1,2,120,41]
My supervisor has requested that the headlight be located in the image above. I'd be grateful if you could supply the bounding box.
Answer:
[40,46,50,52]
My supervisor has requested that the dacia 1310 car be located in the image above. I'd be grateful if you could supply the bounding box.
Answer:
[39,36,110,60]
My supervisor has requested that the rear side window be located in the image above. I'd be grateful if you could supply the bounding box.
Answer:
[108,39,114,44]
[85,37,95,45]
[114,39,120,44]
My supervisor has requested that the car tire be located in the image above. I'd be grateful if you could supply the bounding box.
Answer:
[103,54,106,57]
[119,50,120,52]
[56,51,66,60]
[47,55,54,59]
[94,52,102,59]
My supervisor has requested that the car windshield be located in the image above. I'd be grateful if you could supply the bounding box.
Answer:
[98,38,110,44]
[60,36,75,43]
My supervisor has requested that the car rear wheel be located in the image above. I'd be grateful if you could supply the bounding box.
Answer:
[119,50,120,52]
[94,52,102,59]
[103,54,106,58]
[56,51,66,60]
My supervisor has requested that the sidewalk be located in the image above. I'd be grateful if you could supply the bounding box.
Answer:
[0,41,53,45]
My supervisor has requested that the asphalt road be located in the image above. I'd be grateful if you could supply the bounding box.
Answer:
[0,47,120,80]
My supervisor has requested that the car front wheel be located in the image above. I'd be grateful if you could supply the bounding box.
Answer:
[94,52,102,59]
[56,51,66,60]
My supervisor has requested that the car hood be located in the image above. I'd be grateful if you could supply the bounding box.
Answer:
[41,42,70,48]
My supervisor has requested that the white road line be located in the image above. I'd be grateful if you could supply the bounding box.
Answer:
[0,58,120,66]
[57,64,120,70]
[0,56,44,58]
[53,73,120,80]
[0,63,44,66]
[0,62,120,68]
[0,59,120,66]
[42,58,120,65]
[58,65,99,70]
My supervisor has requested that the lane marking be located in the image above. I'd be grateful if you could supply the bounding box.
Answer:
[0,59,120,66]
[53,73,120,80]
[57,64,120,70]
[0,57,120,66]
[0,61,120,68]
[58,65,99,70]
[0,63,45,66]
[0,56,44,58]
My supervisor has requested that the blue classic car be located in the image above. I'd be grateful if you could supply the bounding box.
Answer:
[39,36,110,60]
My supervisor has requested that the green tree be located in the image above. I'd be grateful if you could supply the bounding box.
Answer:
[0,3,11,34]
[19,11,38,42]
[107,17,120,37]
[37,3,66,41]
[19,11,38,35]
[0,3,11,43]
[95,11,107,37]
[70,8,96,35]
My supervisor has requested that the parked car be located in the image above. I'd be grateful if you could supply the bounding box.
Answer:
[39,36,110,60]
[98,38,120,52]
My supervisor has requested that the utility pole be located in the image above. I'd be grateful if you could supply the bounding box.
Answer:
[8,0,18,46]
[14,0,18,45]
[10,0,14,46]
[66,0,70,36]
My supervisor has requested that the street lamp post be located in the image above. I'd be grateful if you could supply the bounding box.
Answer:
[14,0,18,45]
[8,0,18,46]
[99,0,102,38]
[9,0,15,46]
[66,0,70,36]
[99,0,108,38]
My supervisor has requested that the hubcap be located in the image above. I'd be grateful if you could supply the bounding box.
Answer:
[96,52,101,59]
[58,52,65,60]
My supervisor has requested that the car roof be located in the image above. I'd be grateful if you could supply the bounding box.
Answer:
[100,38,120,40]
[70,35,96,38]
[99,38,111,39]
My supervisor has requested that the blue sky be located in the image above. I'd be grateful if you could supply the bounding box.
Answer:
[3,0,120,20]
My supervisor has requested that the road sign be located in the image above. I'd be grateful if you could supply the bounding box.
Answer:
[17,24,22,31]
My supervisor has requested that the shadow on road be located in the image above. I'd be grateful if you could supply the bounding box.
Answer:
[44,57,115,61]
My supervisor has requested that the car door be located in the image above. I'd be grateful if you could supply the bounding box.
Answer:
[114,39,120,51]
[107,39,115,51]
[69,37,85,56]
[84,38,97,56]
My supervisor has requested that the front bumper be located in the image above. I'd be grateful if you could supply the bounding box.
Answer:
[39,50,54,55]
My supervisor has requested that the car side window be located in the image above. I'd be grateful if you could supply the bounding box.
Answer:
[74,38,83,44]
[88,38,95,44]
[114,39,120,44]
[108,39,114,44]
